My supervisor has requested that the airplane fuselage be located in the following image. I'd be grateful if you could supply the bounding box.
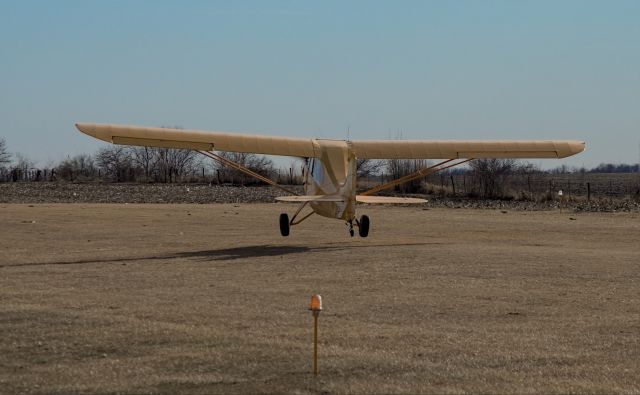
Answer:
[302,140,357,221]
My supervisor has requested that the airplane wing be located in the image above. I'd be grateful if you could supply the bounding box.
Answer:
[350,140,585,159]
[75,123,317,157]
[356,196,427,204]
[76,123,585,159]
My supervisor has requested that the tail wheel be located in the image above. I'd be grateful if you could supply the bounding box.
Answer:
[279,213,290,236]
[358,215,370,238]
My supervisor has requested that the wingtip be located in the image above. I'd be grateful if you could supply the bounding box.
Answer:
[75,122,91,134]
[74,122,112,143]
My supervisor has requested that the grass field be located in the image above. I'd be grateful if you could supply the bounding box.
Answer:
[1,203,639,394]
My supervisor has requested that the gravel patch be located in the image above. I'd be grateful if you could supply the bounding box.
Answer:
[0,182,296,204]
[1,182,638,212]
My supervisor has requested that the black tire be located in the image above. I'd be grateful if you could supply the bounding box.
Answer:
[279,213,290,237]
[358,215,370,238]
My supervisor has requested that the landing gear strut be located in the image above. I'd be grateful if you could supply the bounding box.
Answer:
[347,220,355,237]
[279,202,315,237]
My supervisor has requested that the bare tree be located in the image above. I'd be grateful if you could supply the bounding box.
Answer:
[14,153,34,172]
[96,146,133,182]
[215,152,275,185]
[356,159,383,178]
[0,138,11,168]
[155,148,197,183]
[7,153,35,182]
[57,154,98,181]
[385,159,428,193]
[131,146,157,182]
[142,126,199,183]
[469,158,517,198]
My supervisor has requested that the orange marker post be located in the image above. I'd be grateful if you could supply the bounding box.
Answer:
[310,295,322,375]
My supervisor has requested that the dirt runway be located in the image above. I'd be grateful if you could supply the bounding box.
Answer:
[1,204,639,394]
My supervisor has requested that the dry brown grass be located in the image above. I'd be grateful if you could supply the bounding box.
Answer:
[1,203,639,394]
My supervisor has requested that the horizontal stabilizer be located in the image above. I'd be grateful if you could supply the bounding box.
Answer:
[356,196,427,204]
[276,195,345,203]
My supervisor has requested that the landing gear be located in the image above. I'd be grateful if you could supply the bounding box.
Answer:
[348,215,370,238]
[348,220,355,237]
[358,215,370,238]
[278,203,316,237]
[279,213,290,237]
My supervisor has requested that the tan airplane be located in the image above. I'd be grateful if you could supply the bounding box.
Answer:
[76,123,585,237]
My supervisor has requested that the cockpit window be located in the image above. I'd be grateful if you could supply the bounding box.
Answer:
[311,158,325,184]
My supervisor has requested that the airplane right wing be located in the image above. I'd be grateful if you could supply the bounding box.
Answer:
[76,123,317,157]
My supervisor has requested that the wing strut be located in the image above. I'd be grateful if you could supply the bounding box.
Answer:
[360,158,474,196]
[289,201,315,225]
[196,150,299,196]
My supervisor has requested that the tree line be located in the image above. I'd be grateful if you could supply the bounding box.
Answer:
[0,139,285,185]
[1,136,639,199]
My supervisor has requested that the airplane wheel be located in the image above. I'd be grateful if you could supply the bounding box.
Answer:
[358,215,370,238]
[279,213,290,237]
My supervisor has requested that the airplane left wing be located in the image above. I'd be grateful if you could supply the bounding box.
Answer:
[356,196,427,204]
[75,123,317,157]
[350,139,586,159]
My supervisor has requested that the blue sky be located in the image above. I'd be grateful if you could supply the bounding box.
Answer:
[1,0,638,168]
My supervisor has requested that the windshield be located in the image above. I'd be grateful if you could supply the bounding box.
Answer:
[310,158,325,185]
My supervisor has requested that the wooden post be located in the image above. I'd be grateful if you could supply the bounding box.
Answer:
[313,310,319,376]
[309,295,322,376]
[450,175,455,195]
[587,182,591,201]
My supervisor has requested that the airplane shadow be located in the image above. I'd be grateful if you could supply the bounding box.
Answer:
[173,241,440,262]
[2,242,441,268]
[173,245,312,261]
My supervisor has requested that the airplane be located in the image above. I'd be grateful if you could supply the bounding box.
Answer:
[75,123,585,237]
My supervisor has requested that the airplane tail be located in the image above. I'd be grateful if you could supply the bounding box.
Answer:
[276,195,345,202]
